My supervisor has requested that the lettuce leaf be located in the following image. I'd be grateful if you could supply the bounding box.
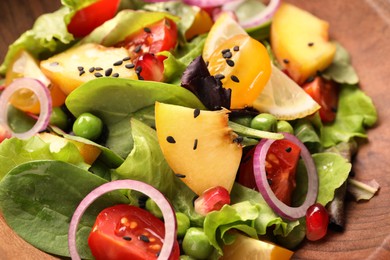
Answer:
[0,136,89,180]
[321,85,377,147]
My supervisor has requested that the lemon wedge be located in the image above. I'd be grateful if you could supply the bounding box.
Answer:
[203,12,247,60]
[253,65,320,120]
[221,233,294,260]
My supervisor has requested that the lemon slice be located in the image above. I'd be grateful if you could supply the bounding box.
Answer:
[253,65,320,120]
[221,233,294,260]
[203,12,247,60]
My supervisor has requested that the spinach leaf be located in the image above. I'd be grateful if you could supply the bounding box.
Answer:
[65,78,205,158]
[0,136,88,180]
[0,160,129,259]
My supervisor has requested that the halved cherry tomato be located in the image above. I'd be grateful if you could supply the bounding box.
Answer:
[135,53,164,82]
[207,34,271,109]
[118,18,178,63]
[88,204,180,260]
[302,77,339,123]
[238,139,301,206]
[67,0,121,38]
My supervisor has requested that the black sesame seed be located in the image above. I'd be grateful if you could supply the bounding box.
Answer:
[50,61,59,66]
[156,251,160,257]
[226,59,235,67]
[193,139,198,150]
[285,147,292,153]
[79,70,85,76]
[222,51,232,59]
[125,63,135,69]
[175,173,186,178]
[267,178,273,185]
[305,76,315,83]
[135,66,142,74]
[193,108,200,118]
[231,75,240,83]
[77,66,84,71]
[138,75,144,80]
[134,45,142,53]
[112,73,119,78]
[308,42,314,47]
[233,136,243,143]
[166,136,176,143]
[214,74,225,80]
[139,235,150,243]
[113,60,123,66]
[89,67,95,73]
[105,68,113,77]
[122,56,131,61]
[221,48,230,54]
[283,59,289,64]
[123,236,132,241]
[233,46,239,51]
[95,67,103,71]
[144,27,151,33]
[94,72,103,78]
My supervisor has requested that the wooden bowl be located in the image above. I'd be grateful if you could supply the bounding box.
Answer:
[0,0,389,259]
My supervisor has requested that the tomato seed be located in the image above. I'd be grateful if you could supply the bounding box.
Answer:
[122,236,132,241]
[139,235,150,243]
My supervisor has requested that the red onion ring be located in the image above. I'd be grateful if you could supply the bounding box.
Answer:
[253,133,318,220]
[0,78,52,139]
[183,0,236,8]
[222,0,280,28]
[142,0,171,2]
[68,180,177,260]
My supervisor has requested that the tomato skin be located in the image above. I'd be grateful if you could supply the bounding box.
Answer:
[67,0,121,38]
[305,203,329,241]
[302,77,339,123]
[120,18,178,62]
[88,204,180,260]
[238,139,301,206]
[136,53,164,82]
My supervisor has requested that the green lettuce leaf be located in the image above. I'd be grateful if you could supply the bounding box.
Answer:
[321,85,377,147]
[0,136,89,180]
[0,7,75,75]
[294,153,351,206]
[322,42,359,85]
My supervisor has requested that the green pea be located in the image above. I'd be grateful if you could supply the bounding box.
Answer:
[175,212,190,237]
[49,107,68,130]
[250,113,277,132]
[182,227,213,259]
[276,120,294,134]
[230,115,253,127]
[72,112,103,141]
[145,198,163,219]
[179,255,196,260]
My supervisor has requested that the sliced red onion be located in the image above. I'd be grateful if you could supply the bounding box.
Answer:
[253,133,318,220]
[183,0,236,8]
[142,0,171,2]
[68,180,177,260]
[223,0,280,28]
[0,78,52,139]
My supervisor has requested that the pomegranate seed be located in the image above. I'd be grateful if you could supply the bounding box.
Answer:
[305,203,329,241]
[194,186,230,216]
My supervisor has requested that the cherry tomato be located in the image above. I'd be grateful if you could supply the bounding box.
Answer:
[194,186,230,216]
[67,0,121,38]
[118,18,178,63]
[88,204,180,260]
[302,77,339,123]
[207,34,272,109]
[305,203,329,241]
[135,53,164,82]
[238,139,301,206]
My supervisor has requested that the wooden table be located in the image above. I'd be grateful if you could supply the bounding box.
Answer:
[0,0,389,259]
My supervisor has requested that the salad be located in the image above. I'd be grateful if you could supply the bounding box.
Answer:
[0,0,380,259]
